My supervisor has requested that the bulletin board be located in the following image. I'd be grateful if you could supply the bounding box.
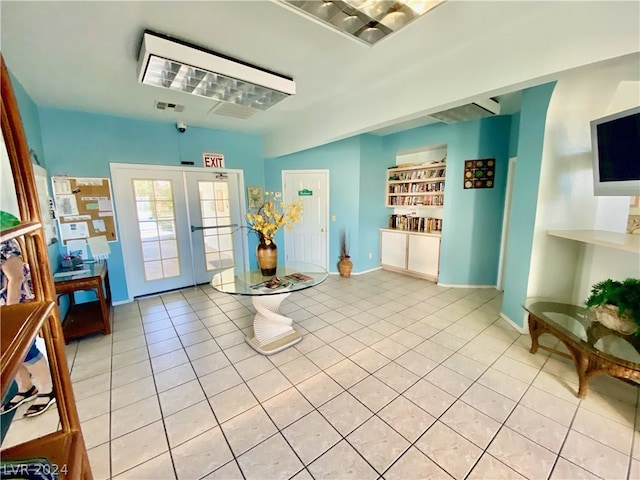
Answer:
[51,176,117,245]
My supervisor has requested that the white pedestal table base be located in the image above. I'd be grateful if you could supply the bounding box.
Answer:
[245,292,302,355]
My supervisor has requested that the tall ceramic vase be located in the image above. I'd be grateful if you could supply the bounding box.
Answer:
[338,256,353,277]
[257,238,278,276]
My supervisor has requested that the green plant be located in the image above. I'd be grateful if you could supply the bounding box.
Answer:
[585,278,640,334]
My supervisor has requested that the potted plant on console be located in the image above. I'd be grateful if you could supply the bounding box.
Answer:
[585,277,640,336]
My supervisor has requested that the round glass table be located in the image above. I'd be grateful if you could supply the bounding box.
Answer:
[211,262,328,355]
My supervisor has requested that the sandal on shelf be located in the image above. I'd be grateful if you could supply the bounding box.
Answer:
[0,385,38,415]
[24,392,56,418]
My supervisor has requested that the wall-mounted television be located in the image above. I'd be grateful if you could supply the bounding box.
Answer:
[591,106,640,196]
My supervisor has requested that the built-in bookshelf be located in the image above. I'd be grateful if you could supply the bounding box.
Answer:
[388,214,442,234]
[386,162,446,207]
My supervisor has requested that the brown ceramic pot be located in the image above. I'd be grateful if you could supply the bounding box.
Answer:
[338,256,353,278]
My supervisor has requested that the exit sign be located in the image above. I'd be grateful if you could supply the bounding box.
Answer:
[203,153,224,168]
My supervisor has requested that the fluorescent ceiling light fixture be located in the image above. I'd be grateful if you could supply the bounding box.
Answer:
[430,98,501,124]
[137,31,295,111]
[281,0,446,45]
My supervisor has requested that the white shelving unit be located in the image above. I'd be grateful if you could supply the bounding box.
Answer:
[386,162,446,207]
[382,160,446,281]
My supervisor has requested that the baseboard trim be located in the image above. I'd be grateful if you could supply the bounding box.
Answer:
[499,312,528,334]
[329,266,382,276]
[437,283,498,289]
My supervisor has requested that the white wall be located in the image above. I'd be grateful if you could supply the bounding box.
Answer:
[527,53,640,305]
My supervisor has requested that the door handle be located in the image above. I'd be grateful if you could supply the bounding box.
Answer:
[191,224,238,232]
[321,228,326,232]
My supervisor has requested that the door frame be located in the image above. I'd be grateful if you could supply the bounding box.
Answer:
[497,157,516,291]
[110,162,248,301]
[282,169,330,270]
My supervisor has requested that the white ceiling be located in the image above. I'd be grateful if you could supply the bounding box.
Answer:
[1,1,639,158]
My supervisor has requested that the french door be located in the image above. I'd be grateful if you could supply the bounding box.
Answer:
[111,164,247,299]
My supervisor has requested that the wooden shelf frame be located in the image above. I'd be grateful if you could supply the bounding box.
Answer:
[1,54,92,479]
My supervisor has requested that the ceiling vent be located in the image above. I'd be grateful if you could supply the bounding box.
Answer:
[209,102,257,119]
[430,98,501,124]
[155,101,184,112]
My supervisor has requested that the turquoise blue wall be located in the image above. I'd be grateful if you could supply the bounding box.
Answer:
[264,137,363,272]
[381,116,512,285]
[264,135,391,274]
[10,61,545,306]
[359,135,394,271]
[10,72,46,168]
[501,82,556,326]
[9,72,60,275]
[266,114,513,284]
[38,108,264,302]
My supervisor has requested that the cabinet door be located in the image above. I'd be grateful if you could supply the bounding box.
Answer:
[380,231,407,269]
[407,234,440,278]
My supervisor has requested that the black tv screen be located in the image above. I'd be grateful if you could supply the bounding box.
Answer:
[591,106,640,196]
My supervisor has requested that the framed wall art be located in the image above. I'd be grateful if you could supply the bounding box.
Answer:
[247,186,263,208]
[464,159,495,189]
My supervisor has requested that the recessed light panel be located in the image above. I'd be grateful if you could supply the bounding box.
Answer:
[138,31,295,111]
[282,0,446,45]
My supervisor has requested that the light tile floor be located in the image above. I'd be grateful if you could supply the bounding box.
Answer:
[3,269,639,479]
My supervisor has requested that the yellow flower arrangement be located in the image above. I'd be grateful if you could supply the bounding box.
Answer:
[246,191,303,245]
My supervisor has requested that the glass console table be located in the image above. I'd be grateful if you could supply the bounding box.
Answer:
[524,300,640,397]
[211,262,328,355]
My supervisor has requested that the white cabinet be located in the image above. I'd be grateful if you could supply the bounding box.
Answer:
[380,229,440,281]
[380,230,407,269]
[407,234,440,278]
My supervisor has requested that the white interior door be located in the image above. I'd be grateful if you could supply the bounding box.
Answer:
[111,164,246,298]
[282,170,329,268]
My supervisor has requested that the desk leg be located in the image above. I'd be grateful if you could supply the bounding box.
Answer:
[101,270,112,335]
[96,281,111,336]
[245,293,302,355]
[528,314,541,354]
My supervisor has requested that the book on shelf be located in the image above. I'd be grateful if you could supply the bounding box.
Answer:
[387,214,443,233]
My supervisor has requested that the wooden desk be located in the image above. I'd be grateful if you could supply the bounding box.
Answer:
[525,300,640,397]
[54,261,112,344]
